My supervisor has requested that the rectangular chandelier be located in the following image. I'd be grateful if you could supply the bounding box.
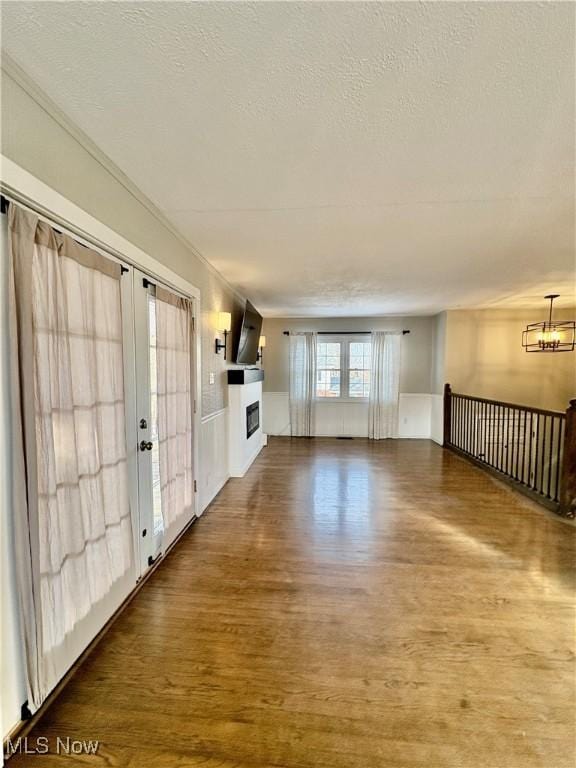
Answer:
[522,295,576,353]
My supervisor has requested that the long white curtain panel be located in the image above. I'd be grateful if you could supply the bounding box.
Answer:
[288,331,317,437]
[8,203,133,708]
[368,331,401,439]
[155,287,194,531]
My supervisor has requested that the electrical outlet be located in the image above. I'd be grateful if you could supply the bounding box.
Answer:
[209,372,215,385]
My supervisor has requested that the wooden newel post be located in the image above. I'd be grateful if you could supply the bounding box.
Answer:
[559,398,576,519]
[443,383,452,447]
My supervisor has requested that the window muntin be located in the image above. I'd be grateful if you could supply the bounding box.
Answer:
[316,341,341,398]
[348,341,371,398]
[316,337,371,400]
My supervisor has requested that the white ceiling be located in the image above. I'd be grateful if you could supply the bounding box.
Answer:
[2,2,575,316]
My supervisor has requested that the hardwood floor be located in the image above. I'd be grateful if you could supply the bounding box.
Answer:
[8,438,575,767]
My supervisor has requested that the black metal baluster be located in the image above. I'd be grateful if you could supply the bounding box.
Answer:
[547,417,555,499]
[515,407,521,480]
[454,395,458,448]
[455,396,459,448]
[498,406,506,472]
[496,405,504,472]
[505,406,511,476]
[536,414,546,493]
[473,399,478,457]
[486,403,494,466]
[491,402,495,468]
[521,408,528,485]
[554,418,563,503]
[482,403,488,463]
[528,411,536,488]
[500,405,506,473]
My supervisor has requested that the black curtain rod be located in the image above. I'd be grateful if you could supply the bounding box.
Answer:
[1,193,129,273]
[283,330,410,336]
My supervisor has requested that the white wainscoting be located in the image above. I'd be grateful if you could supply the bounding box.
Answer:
[263,392,436,439]
[199,408,230,512]
[430,394,444,445]
[398,394,431,438]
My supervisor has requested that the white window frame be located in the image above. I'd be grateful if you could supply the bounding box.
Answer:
[315,334,371,402]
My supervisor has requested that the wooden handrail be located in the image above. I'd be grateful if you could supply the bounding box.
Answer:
[449,391,564,419]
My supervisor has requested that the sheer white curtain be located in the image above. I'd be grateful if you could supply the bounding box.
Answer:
[368,331,401,439]
[8,204,133,708]
[155,287,194,533]
[289,332,317,437]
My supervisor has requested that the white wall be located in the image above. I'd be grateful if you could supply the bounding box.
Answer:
[261,315,437,440]
[262,392,435,440]
[199,410,229,511]
[444,308,576,411]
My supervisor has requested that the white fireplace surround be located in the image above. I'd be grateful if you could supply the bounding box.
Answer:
[228,380,265,477]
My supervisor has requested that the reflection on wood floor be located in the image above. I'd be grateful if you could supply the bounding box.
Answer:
[9,438,575,767]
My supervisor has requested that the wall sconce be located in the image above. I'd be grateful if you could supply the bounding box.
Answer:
[257,335,266,363]
[215,311,232,358]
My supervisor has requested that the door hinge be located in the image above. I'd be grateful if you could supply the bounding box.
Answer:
[194,480,197,492]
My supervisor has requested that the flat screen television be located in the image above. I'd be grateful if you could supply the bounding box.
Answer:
[234,300,263,365]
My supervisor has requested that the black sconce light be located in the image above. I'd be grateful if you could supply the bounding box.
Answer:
[215,312,232,358]
[256,335,266,363]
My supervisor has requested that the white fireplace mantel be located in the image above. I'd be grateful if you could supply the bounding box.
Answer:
[227,379,265,477]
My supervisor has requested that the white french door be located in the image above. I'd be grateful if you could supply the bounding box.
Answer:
[1,190,200,725]
[132,269,197,576]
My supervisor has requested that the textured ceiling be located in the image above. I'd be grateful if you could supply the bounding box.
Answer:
[2,1,575,316]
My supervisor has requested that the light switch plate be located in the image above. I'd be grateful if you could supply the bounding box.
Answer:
[209,372,215,385]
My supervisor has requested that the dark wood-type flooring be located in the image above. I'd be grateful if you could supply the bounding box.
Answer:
[8,438,575,767]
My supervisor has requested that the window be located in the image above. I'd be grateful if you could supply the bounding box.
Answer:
[349,340,371,398]
[317,341,341,397]
[316,337,371,400]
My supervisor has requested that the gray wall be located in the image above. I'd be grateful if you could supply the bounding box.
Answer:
[1,69,243,417]
[431,311,447,395]
[262,315,436,393]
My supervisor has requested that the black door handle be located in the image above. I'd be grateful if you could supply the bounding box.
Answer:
[139,440,153,452]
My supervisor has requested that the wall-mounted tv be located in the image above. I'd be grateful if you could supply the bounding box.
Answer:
[234,300,263,365]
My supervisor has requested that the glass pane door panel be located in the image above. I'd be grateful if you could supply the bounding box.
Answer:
[147,295,164,538]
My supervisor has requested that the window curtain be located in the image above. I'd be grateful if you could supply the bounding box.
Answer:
[155,287,194,532]
[368,331,401,439]
[289,332,317,437]
[8,204,133,710]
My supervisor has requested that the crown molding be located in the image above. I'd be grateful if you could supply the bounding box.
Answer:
[1,51,246,304]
